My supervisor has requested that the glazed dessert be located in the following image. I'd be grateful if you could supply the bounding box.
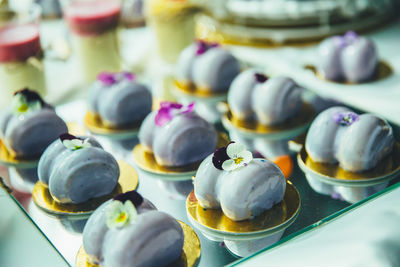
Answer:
[176,40,240,93]
[138,101,218,167]
[38,133,119,204]
[194,142,286,221]
[82,190,184,267]
[305,106,394,172]
[0,89,67,158]
[228,71,302,125]
[88,71,152,128]
[63,0,121,83]
[145,0,201,63]
[317,31,378,83]
[0,10,46,108]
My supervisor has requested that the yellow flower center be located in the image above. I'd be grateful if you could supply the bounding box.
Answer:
[234,157,243,165]
[116,212,127,223]
[18,104,28,113]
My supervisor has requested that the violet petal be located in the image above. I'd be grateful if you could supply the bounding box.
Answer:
[59,133,78,142]
[254,73,268,83]
[113,190,144,208]
[14,88,44,105]
[97,72,116,86]
[212,142,235,170]
[155,107,173,126]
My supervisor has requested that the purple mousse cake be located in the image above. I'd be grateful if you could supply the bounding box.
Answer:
[82,190,184,267]
[88,71,152,128]
[138,101,218,167]
[0,88,68,158]
[176,40,240,93]
[228,70,303,125]
[317,31,378,83]
[38,133,119,204]
[305,107,394,172]
[194,142,286,221]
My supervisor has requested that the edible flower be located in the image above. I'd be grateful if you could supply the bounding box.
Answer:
[254,73,268,83]
[332,111,359,126]
[59,133,91,150]
[106,190,143,229]
[196,40,219,55]
[212,142,253,171]
[97,71,135,86]
[106,200,137,229]
[334,31,359,48]
[11,88,43,115]
[155,101,195,126]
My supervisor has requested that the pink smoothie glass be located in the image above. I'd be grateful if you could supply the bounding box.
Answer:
[0,4,46,108]
[61,0,122,84]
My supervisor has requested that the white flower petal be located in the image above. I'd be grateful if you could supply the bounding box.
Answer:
[226,143,246,159]
[63,140,75,150]
[106,201,124,228]
[238,151,253,165]
[71,139,83,147]
[124,201,137,223]
[222,159,237,171]
[81,139,92,148]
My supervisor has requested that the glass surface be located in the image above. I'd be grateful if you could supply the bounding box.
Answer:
[0,184,68,267]
[7,133,398,267]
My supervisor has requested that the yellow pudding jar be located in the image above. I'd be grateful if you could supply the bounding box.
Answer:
[145,0,201,63]
[62,0,121,83]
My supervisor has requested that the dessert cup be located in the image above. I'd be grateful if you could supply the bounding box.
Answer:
[221,103,315,159]
[76,220,201,267]
[32,160,139,217]
[62,0,122,84]
[0,4,46,108]
[186,181,300,257]
[145,0,200,63]
[297,144,400,203]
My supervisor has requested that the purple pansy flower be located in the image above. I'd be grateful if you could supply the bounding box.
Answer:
[113,190,144,208]
[334,31,359,48]
[332,111,359,126]
[155,101,195,127]
[254,73,268,83]
[97,71,135,86]
[195,40,220,55]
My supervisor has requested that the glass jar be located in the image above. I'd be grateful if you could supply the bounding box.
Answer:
[0,4,46,109]
[145,0,200,63]
[62,0,122,84]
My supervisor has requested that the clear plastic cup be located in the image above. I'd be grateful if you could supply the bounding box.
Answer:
[61,0,122,84]
[0,4,46,109]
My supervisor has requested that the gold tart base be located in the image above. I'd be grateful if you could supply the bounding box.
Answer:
[222,103,315,139]
[0,122,86,168]
[32,160,139,217]
[173,80,228,100]
[187,181,300,236]
[84,112,140,139]
[298,142,400,186]
[304,61,393,84]
[132,132,230,179]
[75,221,201,267]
